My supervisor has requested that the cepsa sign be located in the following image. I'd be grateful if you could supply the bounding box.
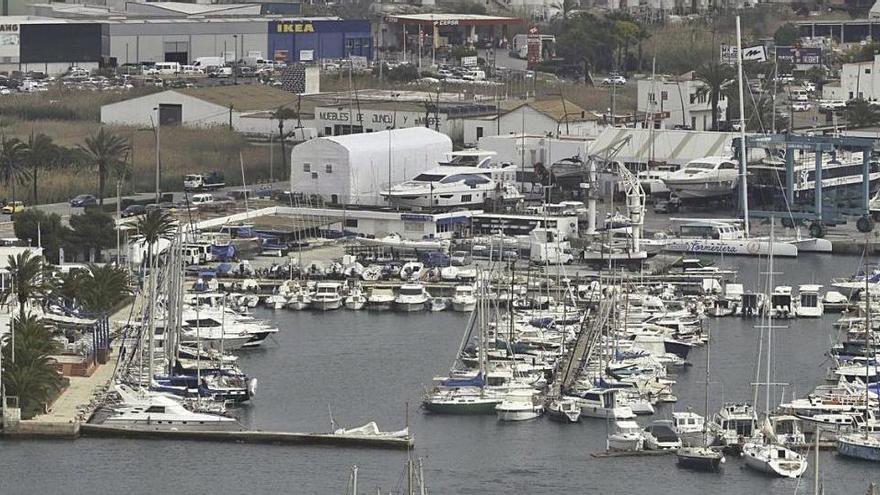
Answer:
[275,22,315,33]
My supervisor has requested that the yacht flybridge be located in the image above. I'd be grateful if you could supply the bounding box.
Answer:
[380,150,522,210]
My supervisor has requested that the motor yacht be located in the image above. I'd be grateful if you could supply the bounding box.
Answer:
[572,388,635,419]
[796,284,824,318]
[451,285,477,312]
[312,282,343,311]
[101,384,241,432]
[495,390,544,421]
[367,287,395,311]
[662,156,739,200]
[394,283,430,312]
[344,284,367,310]
[607,420,645,452]
[380,150,521,210]
[643,419,683,450]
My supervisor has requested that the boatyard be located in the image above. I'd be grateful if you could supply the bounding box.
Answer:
[4,1,880,493]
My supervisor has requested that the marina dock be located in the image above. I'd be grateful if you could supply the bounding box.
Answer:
[79,424,414,450]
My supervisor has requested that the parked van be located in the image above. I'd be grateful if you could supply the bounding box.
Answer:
[191,193,215,206]
[155,62,181,75]
[789,89,809,102]
[193,56,226,70]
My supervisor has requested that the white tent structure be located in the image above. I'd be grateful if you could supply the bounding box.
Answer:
[289,128,453,206]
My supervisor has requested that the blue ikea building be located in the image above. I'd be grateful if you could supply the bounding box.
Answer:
[268,19,372,63]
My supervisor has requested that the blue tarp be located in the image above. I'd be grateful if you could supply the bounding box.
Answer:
[211,244,236,261]
[441,373,485,388]
[216,262,233,274]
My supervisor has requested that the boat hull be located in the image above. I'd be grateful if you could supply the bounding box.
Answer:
[422,399,500,415]
[312,299,342,311]
[658,238,798,257]
[368,300,393,311]
[395,301,426,312]
[838,436,880,461]
[452,301,476,312]
[676,450,723,471]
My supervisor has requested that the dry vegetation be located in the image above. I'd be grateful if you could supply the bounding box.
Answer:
[0,90,284,204]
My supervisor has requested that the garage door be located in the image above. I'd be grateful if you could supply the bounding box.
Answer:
[164,41,189,64]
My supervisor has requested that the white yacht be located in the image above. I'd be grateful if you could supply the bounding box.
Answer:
[380,150,521,210]
[662,156,739,200]
[796,284,823,318]
[102,385,241,432]
[637,164,680,196]
[607,420,645,452]
[645,219,798,257]
[672,411,708,447]
[643,420,683,450]
[574,389,636,419]
[710,402,758,447]
[312,282,343,311]
[495,391,544,421]
[367,287,395,311]
[394,283,430,312]
[451,285,477,312]
[344,285,367,310]
[770,286,795,318]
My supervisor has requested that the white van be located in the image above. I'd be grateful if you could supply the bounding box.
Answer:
[155,62,181,75]
[191,193,215,206]
[789,89,809,102]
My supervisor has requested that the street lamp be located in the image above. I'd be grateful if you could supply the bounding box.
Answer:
[148,107,161,203]
[233,34,239,85]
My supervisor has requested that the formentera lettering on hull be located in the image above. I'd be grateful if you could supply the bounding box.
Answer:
[669,240,739,255]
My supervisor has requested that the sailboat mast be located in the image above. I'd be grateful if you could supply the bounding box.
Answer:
[703,322,711,444]
[735,15,750,236]
[865,259,871,440]
[765,218,775,418]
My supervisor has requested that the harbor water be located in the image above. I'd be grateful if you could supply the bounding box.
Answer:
[2,254,879,494]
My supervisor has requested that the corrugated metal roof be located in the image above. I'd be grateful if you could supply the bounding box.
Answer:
[179,85,299,112]
[590,128,738,165]
[501,99,595,122]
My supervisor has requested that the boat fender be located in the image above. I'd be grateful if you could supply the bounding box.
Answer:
[809,221,826,238]
[248,378,258,397]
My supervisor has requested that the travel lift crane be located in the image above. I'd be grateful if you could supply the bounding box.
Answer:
[581,135,648,261]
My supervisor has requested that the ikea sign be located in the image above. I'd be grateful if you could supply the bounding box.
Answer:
[276,22,315,33]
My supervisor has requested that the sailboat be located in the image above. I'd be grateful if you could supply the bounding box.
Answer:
[676,323,725,471]
[837,260,880,461]
[422,279,503,414]
[742,218,808,478]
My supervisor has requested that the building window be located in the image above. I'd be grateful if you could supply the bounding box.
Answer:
[461,194,472,203]
[850,92,854,99]
[311,172,318,179]
[690,94,696,104]
[476,126,484,139]
[648,92,656,103]
[661,91,668,101]
[325,164,333,173]
[324,126,332,135]
[303,163,311,173]
[345,219,358,228]
[867,68,872,74]
[691,116,697,129]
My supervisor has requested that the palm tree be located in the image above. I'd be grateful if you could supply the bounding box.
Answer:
[846,99,880,128]
[273,106,298,178]
[77,128,131,206]
[24,133,57,205]
[135,209,176,275]
[2,315,64,418]
[0,136,29,214]
[2,250,53,321]
[695,62,735,131]
[79,264,131,313]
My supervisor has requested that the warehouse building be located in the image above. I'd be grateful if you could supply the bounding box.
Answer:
[462,100,600,146]
[0,14,370,73]
[288,128,452,206]
[100,83,317,135]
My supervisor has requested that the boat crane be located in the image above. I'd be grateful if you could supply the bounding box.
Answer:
[584,135,633,235]
[612,151,646,254]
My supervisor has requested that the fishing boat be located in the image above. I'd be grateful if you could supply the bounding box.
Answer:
[796,284,824,318]
[546,397,581,423]
[573,388,636,419]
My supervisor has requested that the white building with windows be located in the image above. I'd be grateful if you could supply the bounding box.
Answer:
[288,127,452,206]
[822,54,880,101]
[462,99,601,146]
[637,73,727,131]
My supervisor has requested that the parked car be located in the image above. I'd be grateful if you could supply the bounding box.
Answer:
[792,101,812,112]
[69,194,97,207]
[601,74,626,86]
[819,99,846,111]
[2,201,24,214]
[121,204,146,218]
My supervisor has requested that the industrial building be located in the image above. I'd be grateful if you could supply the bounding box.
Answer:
[100,84,317,135]
[0,13,371,73]
[637,73,727,131]
[462,99,600,146]
[288,128,452,206]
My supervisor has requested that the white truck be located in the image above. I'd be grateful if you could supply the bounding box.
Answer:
[184,172,225,191]
[529,228,574,265]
